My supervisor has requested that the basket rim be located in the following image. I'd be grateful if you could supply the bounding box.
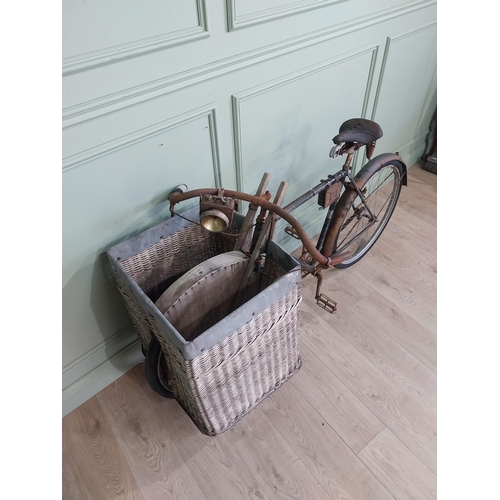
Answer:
[105,202,301,360]
[185,267,301,360]
[106,204,202,263]
[110,239,300,360]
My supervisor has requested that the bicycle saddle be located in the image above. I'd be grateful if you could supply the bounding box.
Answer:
[333,118,383,144]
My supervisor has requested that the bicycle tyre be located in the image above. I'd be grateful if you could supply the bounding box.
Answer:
[321,157,404,268]
[144,335,175,398]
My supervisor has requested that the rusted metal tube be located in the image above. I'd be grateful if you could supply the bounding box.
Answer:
[169,188,350,266]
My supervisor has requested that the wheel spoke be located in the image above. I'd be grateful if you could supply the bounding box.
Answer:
[332,164,401,263]
[335,220,376,254]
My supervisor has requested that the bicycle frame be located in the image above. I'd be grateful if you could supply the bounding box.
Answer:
[168,144,406,311]
[169,145,364,268]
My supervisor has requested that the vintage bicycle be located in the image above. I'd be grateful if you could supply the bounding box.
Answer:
[110,118,407,402]
[140,117,408,398]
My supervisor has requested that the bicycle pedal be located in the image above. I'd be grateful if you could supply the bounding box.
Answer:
[285,226,300,239]
[316,294,337,314]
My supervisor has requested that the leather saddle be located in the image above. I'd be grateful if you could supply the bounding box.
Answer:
[333,118,383,145]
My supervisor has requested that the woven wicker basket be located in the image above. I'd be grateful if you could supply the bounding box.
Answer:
[107,205,302,435]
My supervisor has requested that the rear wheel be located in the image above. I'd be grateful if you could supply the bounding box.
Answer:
[322,160,403,268]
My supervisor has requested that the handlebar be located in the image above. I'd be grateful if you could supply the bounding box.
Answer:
[168,188,351,268]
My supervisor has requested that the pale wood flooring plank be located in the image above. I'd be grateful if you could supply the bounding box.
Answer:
[129,366,271,500]
[225,407,333,499]
[260,380,393,500]
[95,368,209,500]
[380,196,436,264]
[400,180,436,208]
[404,165,436,190]
[62,397,146,500]
[368,236,437,303]
[299,301,437,473]
[62,455,86,500]
[398,166,437,225]
[349,255,437,334]
[302,292,437,418]
[291,343,385,453]
[388,204,436,249]
[382,223,437,274]
[354,291,437,374]
[406,163,437,189]
[398,195,436,224]
[358,427,437,500]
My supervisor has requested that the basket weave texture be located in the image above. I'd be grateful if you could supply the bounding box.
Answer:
[116,224,238,351]
[155,276,301,435]
[111,216,301,435]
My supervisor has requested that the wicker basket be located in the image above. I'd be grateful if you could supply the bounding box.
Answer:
[107,205,302,435]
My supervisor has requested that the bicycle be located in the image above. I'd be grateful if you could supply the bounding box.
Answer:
[145,117,407,397]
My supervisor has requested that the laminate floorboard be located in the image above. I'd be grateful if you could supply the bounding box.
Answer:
[382,224,437,274]
[225,407,333,500]
[62,164,437,499]
[62,396,146,500]
[291,343,385,453]
[350,256,437,334]
[397,186,437,228]
[368,237,437,302]
[127,366,269,500]
[299,302,437,474]
[358,428,437,500]
[259,381,393,499]
[95,370,209,500]
[354,291,437,374]
[302,289,437,418]
[389,205,436,248]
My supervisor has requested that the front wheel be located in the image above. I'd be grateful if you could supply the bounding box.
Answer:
[321,158,404,268]
[144,336,175,398]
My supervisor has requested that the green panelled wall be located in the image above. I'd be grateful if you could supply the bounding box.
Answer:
[62,0,437,416]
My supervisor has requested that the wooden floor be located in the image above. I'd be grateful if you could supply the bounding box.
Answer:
[62,164,437,500]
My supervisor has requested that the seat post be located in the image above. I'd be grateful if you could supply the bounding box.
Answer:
[342,152,355,171]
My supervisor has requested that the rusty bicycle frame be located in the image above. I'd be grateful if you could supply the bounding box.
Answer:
[168,126,407,313]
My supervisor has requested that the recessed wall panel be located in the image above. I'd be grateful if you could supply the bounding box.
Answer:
[62,107,221,367]
[372,23,437,155]
[232,49,376,249]
[63,0,207,73]
[228,0,344,30]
